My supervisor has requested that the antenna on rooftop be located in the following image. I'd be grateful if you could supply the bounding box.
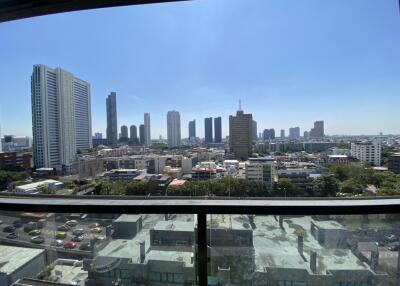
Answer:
[238,99,242,111]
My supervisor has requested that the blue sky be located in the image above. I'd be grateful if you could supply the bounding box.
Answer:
[0,0,400,138]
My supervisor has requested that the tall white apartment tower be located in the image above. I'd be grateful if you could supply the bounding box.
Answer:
[167,111,181,148]
[31,65,92,170]
[351,140,381,166]
[144,113,151,147]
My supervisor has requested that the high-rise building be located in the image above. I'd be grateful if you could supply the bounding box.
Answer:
[120,125,128,140]
[144,113,151,147]
[351,141,381,166]
[106,92,118,145]
[188,120,196,140]
[167,111,181,148]
[263,129,270,141]
[204,117,213,143]
[289,127,300,140]
[130,125,137,141]
[94,133,103,139]
[252,120,257,141]
[310,120,324,139]
[214,117,222,143]
[139,124,145,145]
[31,64,92,170]
[269,128,275,140]
[304,131,310,140]
[280,129,285,140]
[229,107,252,160]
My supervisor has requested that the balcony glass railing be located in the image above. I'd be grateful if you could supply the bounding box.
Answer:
[1,196,400,286]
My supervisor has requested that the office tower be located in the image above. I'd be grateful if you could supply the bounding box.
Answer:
[351,141,381,166]
[280,129,285,140]
[269,128,275,139]
[188,120,196,140]
[204,117,213,143]
[167,111,181,148]
[310,120,324,138]
[252,120,257,141]
[263,129,270,140]
[31,64,92,170]
[304,131,310,140]
[144,113,151,147]
[106,92,118,145]
[289,127,300,140]
[139,124,145,145]
[120,125,128,140]
[214,117,222,143]
[130,125,138,141]
[259,132,262,140]
[229,106,252,160]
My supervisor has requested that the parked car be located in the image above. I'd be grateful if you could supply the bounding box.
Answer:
[66,220,78,227]
[90,227,102,233]
[55,232,67,239]
[64,241,77,249]
[3,226,16,233]
[31,236,45,244]
[71,235,84,242]
[385,234,398,243]
[51,239,64,247]
[6,232,18,239]
[29,229,41,236]
[72,229,84,236]
[57,225,70,231]
[79,242,91,251]
[94,235,107,241]
[89,223,100,229]
[389,244,400,251]
[13,220,23,228]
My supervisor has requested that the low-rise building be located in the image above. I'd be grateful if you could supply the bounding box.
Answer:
[388,153,400,174]
[103,169,141,181]
[72,157,104,180]
[327,155,349,164]
[0,152,32,170]
[351,141,381,166]
[245,157,277,188]
[15,179,64,194]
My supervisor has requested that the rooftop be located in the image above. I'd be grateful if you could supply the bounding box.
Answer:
[153,220,195,232]
[114,214,142,223]
[0,245,45,275]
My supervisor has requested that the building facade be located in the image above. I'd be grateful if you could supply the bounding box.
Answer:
[106,92,118,145]
[139,124,145,145]
[205,117,213,143]
[214,117,222,143]
[388,153,400,174]
[229,110,252,160]
[289,127,300,140]
[130,125,138,142]
[167,111,181,148]
[188,120,196,141]
[310,120,324,139]
[252,120,257,141]
[120,125,128,141]
[144,113,151,147]
[350,141,382,166]
[31,65,92,170]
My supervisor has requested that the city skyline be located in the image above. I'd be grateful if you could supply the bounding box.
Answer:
[1,0,400,138]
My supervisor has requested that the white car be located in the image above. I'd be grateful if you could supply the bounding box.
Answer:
[66,220,78,227]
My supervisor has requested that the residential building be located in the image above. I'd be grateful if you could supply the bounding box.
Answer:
[167,111,181,148]
[351,141,382,166]
[120,125,128,141]
[280,129,285,140]
[252,120,257,141]
[106,92,118,145]
[214,117,222,143]
[205,117,213,143]
[304,130,310,139]
[288,127,300,140]
[388,153,400,174]
[310,120,324,138]
[130,125,138,141]
[188,120,196,140]
[245,157,277,189]
[144,113,151,147]
[139,124,145,145]
[229,108,252,160]
[1,135,30,152]
[263,129,275,140]
[31,65,92,171]
[72,156,104,180]
[0,152,32,170]
[93,132,102,139]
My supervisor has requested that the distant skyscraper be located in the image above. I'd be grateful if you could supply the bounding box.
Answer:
[289,127,300,140]
[229,107,252,160]
[144,113,151,147]
[304,131,310,139]
[94,133,103,139]
[252,120,257,141]
[31,64,92,170]
[280,129,285,140]
[269,128,275,139]
[214,117,222,143]
[120,125,128,140]
[188,120,196,140]
[204,117,213,143]
[139,124,145,145]
[310,120,324,138]
[263,129,270,141]
[167,111,181,148]
[106,92,118,145]
[130,125,137,141]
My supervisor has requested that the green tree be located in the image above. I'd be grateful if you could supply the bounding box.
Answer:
[312,174,340,197]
